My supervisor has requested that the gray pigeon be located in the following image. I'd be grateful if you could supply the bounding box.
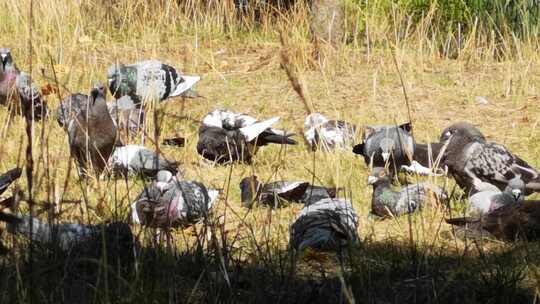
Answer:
[440,122,540,195]
[468,177,525,216]
[107,95,145,138]
[0,48,47,120]
[131,171,219,228]
[352,122,414,174]
[107,60,200,105]
[239,175,339,208]
[108,145,179,177]
[60,83,118,175]
[197,109,297,164]
[289,198,359,251]
[368,167,448,218]
[303,112,358,151]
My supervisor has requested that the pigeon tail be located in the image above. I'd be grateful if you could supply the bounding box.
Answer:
[207,189,220,210]
[0,168,22,195]
[0,212,22,224]
[525,181,540,192]
[352,143,364,155]
[240,116,280,142]
[169,75,201,98]
[258,133,297,145]
[131,202,141,224]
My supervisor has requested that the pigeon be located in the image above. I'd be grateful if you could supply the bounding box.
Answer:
[303,113,358,151]
[446,200,540,241]
[131,171,219,228]
[0,48,47,120]
[440,122,540,195]
[289,198,359,251]
[60,83,118,175]
[367,167,448,218]
[108,145,179,177]
[107,95,145,139]
[239,175,339,208]
[468,177,524,216]
[197,109,297,164]
[352,122,414,174]
[107,60,200,104]
[9,215,134,252]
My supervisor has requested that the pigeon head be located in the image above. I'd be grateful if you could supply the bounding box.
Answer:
[399,122,413,133]
[304,113,329,130]
[92,81,107,98]
[379,138,395,162]
[0,48,13,71]
[505,177,525,201]
[89,85,106,106]
[107,63,124,96]
[367,167,389,185]
[439,122,485,144]
[155,170,174,191]
[239,175,262,207]
[107,64,123,80]
[202,109,224,128]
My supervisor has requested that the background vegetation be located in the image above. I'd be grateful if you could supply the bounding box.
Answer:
[1,0,540,302]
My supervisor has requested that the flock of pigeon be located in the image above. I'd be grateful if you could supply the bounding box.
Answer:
[1,47,540,257]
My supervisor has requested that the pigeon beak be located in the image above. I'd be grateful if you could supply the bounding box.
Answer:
[512,189,522,201]
[156,182,169,192]
[382,152,390,162]
[0,54,6,69]
[367,176,378,185]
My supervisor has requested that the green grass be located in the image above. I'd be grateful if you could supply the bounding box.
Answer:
[1,0,540,303]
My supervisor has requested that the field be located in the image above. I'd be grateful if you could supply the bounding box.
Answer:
[1,0,540,303]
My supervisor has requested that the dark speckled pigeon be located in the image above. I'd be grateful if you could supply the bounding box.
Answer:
[59,83,118,175]
[440,122,540,196]
[239,175,339,208]
[197,109,297,164]
[107,60,200,105]
[0,48,47,120]
[303,113,358,151]
[352,122,414,175]
[290,198,359,251]
[446,200,540,241]
[131,171,219,228]
[368,167,448,218]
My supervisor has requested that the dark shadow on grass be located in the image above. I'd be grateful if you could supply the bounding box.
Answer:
[0,228,539,303]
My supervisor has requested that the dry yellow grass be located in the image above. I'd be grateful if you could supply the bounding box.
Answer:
[1,0,540,302]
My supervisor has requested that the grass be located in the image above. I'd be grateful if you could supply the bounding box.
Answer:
[1,0,540,302]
